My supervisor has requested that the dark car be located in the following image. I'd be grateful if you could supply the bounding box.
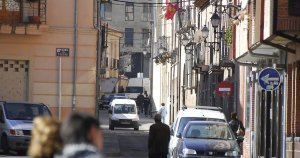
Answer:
[174,121,242,158]
[99,94,128,110]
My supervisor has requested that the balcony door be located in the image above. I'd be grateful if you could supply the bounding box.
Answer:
[0,0,21,24]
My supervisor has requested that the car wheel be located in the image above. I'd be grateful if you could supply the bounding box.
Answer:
[1,134,9,154]
[134,127,139,131]
[109,124,114,130]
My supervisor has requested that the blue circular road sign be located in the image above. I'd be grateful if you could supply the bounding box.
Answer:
[258,67,281,91]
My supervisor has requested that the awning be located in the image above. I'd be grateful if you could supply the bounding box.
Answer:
[235,35,296,65]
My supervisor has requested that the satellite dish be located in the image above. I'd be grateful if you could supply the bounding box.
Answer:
[240,0,249,10]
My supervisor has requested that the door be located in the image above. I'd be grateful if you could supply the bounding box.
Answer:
[0,60,29,101]
[0,0,21,23]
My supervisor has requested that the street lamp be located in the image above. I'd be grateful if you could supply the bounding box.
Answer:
[201,25,209,39]
[143,48,148,55]
[211,12,221,28]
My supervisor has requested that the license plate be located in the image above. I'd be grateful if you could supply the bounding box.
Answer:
[121,121,130,124]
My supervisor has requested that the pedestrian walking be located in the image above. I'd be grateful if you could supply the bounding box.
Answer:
[148,114,170,158]
[143,94,150,117]
[28,116,62,158]
[158,103,167,124]
[59,112,104,158]
[229,112,245,137]
[136,92,144,114]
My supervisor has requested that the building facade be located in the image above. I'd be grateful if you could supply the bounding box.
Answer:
[101,0,153,78]
[0,0,121,119]
[154,0,300,157]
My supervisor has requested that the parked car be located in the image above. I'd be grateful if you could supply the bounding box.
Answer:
[0,101,52,155]
[174,121,242,158]
[99,93,129,110]
[169,106,227,158]
[108,98,139,130]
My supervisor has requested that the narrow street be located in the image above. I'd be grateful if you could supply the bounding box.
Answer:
[99,110,154,158]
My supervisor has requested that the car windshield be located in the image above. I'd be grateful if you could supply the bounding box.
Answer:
[4,103,52,120]
[184,123,234,140]
[114,104,136,114]
[177,117,225,135]
[125,87,143,93]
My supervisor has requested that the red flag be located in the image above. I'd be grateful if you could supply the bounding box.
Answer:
[165,2,178,20]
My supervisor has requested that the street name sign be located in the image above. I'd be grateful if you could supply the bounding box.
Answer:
[258,67,281,91]
[56,48,70,57]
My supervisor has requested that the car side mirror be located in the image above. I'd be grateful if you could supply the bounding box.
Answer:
[176,133,182,138]
[236,136,244,144]
[108,109,112,114]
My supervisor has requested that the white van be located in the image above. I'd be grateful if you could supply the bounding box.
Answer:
[108,99,139,131]
[0,101,52,155]
[168,106,227,158]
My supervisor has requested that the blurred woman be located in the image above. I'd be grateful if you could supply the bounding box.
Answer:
[28,116,62,158]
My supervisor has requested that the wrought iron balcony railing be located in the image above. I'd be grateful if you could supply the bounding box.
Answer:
[0,0,46,25]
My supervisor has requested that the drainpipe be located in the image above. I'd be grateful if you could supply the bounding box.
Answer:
[94,0,102,118]
[72,0,78,111]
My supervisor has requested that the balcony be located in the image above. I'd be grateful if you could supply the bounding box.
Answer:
[0,0,48,35]
[262,0,300,51]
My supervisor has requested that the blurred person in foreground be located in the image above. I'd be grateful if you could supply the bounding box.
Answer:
[28,116,62,158]
[60,112,104,158]
[148,114,170,158]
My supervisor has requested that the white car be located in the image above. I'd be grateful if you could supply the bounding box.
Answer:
[168,106,227,158]
[108,99,139,130]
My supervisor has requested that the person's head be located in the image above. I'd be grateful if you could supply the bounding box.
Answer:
[28,116,62,158]
[60,112,103,151]
[140,92,143,95]
[154,114,162,123]
[161,103,165,106]
[231,112,238,119]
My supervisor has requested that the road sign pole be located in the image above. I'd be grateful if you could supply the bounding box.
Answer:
[59,56,62,120]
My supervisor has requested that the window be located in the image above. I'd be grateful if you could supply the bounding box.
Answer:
[125,2,134,21]
[142,3,153,21]
[289,0,300,16]
[101,2,112,20]
[142,28,150,47]
[124,28,134,46]
[105,57,109,67]
[4,103,51,120]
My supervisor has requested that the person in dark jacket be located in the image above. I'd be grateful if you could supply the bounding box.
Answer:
[229,112,245,137]
[148,114,170,158]
[143,94,151,116]
[59,112,104,158]
[136,92,144,114]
